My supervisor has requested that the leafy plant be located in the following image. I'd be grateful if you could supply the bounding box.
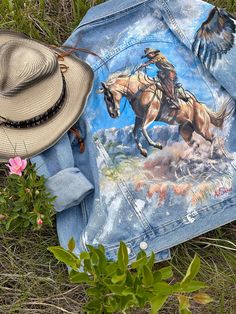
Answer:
[0,157,56,232]
[48,240,213,313]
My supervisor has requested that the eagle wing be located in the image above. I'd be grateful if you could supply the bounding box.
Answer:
[192,7,236,69]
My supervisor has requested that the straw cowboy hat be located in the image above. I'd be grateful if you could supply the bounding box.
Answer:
[0,30,93,162]
[142,47,160,58]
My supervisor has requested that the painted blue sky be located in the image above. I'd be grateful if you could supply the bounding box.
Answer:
[85,21,217,133]
[87,42,214,131]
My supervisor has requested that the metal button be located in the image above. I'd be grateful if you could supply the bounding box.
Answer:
[140,241,148,250]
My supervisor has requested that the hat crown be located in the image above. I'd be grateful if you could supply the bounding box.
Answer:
[0,40,58,96]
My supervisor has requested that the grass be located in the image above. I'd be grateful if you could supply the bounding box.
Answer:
[0,0,236,313]
[1,225,236,313]
[0,0,104,44]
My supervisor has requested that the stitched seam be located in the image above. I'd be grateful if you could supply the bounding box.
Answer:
[74,0,148,32]
[160,0,188,45]
[104,196,236,252]
[150,206,236,254]
[81,199,88,226]
[93,38,173,71]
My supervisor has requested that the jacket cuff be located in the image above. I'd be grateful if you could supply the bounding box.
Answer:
[46,167,94,212]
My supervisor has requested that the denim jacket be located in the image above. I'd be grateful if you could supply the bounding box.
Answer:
[31,0,236,262]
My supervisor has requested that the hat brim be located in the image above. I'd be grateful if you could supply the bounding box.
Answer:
[0,31,93,162]
[143,50,160,57]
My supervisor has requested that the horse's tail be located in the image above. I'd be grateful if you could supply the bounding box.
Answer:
[205,101,234,128]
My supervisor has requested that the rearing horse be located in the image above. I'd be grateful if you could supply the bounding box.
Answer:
[97,71,230,157]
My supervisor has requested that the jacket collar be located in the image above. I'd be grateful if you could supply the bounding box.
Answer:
[79,0,149,28]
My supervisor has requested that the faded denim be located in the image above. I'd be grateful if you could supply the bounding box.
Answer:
[31,0,236,262]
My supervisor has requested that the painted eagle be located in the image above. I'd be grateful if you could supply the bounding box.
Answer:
[192,7,236,69]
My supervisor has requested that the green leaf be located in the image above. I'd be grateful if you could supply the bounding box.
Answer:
[48,246,79,270]
[150,295,169,314]
[5,213,19,230]
[121,287,134,296]
[153,282,173,295]
[84,258,93,273]
[86,247,107,276]
[85,299,102,311]
[104,297,119,313]
[136,285,146,298]
[147,252,155,270]
[136,250,147,260]
[111,272,126,284]
[98,244,105,254]
[136,296,146,308]
[86,244,99,265]
[95,248,107,271]
[181,254,200,284]
[125,270,134,286]
[153,271,162,283]
[68,238,76,252]
[118,241,128,272]
[131,256,147,269]
[88,249,99,266]
[107,284,124,295]
[69,270,92,284]
[158,266,173,280]
[86,287,103,298]
[192,293,214,304]
[176,280,208,293]
[105,262,118,275]
[80,251,90,260]
[142,265,154,286]
[119,295,134,310]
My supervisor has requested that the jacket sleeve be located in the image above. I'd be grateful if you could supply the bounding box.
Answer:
[162,0,236,98]
[30,132,94,212]
[45,167,94,212]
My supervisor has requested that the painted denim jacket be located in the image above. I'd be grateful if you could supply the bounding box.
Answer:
[31,0,236,262]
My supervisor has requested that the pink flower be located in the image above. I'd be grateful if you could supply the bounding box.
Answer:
[6,156,27,176]
[37,218,43,226]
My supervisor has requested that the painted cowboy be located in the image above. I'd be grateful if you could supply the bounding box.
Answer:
[138,48,188,109]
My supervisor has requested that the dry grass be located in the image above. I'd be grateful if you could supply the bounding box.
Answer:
[1,224,236,313]
[0,0,236,313]
[0,228,86,314]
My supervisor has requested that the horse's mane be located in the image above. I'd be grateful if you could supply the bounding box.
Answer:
[107,68,132,82]
[107,68,146,84]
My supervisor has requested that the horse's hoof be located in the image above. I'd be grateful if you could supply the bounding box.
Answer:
[155,143,163,150]
[141,149,148,157]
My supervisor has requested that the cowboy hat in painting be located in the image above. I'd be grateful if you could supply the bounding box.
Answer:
[0,30,93,162]
[141,47,161,58]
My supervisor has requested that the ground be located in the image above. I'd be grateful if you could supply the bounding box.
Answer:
[0,1,236,313]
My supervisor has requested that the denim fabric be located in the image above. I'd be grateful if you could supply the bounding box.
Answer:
[31,0,236,263]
